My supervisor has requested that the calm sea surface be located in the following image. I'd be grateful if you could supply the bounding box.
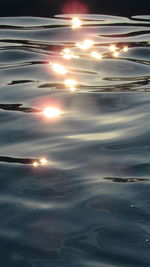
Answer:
[0,14,150,266]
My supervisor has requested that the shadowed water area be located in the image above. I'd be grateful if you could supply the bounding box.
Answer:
[0,14,150,266]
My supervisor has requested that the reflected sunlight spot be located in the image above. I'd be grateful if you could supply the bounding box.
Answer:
[113,51,119,57]
[109,44,117,52]
[51,63,68,75]
[33,161,39,167]
[123,46,128,52]
[64,54,79,59]
[91,51,102,60]
[72,17,82,29]
[64,79,77,92]
[63,54,73,59]
[63,48,71,54]
[76,40,94,50]
[40,158,48,165]
[43,107,62,118]
[64,79,77,87]
[61,48,79,59]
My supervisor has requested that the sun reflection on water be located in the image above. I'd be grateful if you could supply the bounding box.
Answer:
[43,107,62,118]
[51,63,68,75]
[71,17,82,29]
[76,40,94,50]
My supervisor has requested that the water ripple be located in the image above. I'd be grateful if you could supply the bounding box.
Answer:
[0,14,150,267]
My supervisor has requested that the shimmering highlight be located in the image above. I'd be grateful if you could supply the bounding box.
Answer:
[33,161,39,167]
[123,46,128,52]
[64,79,77,87]
[40,158,48,165]
[72,17,82,29]
[109,44,117,52]
[43,107,62,118]
[91,51,102,60]
[76,40,94,50]
[61,48,79,59]
[113,51,119,57]
[51,63,68,75]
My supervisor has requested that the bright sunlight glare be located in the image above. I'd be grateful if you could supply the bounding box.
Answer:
[51,63,68,75]
[72,17,82,29]
[43,107,62,118]
[76,40,94,50]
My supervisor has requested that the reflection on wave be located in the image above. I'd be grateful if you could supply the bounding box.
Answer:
[0,15,150,92]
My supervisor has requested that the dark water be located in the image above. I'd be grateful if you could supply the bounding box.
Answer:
[0,14,150,266]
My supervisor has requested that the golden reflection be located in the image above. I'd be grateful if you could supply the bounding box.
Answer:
[64,79,77,87]
[63,48,71,54]
[43,107,62,118]
[33,161,39,167]
[64,79,77,92]
[51,63,68,75]
[61,48,79,59]
[113,51,119,57]
[62,54,72,59]
[123,46,128,52]
[109,44,117,52]
[40,158,48,165]
[72,17,82,29]
[91,51,102,60]
[76,40,94,50]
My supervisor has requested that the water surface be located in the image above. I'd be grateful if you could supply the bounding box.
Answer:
[0,14,150,267]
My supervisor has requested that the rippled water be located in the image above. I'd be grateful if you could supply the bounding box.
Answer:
[0,14,150,266]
